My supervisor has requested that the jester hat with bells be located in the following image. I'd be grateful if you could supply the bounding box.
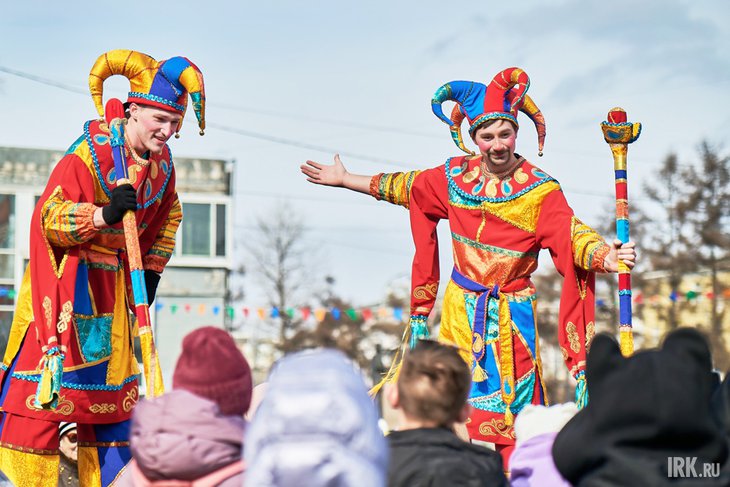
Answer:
[431,67,545,156]
[89,49,206,137]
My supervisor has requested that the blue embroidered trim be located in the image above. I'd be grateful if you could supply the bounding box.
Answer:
[11,372,138,391]
[128,92,185,112]
[84,120,173,209]
[445,158,556,203]
[618,289,632,296]
[468,370,536,414]
[83,120,109,197]
[65,134,85,155]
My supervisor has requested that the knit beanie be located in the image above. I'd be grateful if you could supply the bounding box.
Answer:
[173,326,253,416]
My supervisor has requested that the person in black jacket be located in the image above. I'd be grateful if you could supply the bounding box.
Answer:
[386,340,507,486]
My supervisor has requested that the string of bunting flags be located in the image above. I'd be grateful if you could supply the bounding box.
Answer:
[151,300,408,323]
[595,288,730,307]
[149,290,730,322]
[0,287,728,316]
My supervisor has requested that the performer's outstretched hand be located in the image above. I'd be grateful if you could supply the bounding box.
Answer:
[300,154,372,194]
[301,154,347,187]
[603,239,637,272]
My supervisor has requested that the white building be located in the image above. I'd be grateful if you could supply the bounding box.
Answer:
[0,145,233,386]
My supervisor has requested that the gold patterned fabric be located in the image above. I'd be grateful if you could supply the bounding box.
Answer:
[571,216,611,272]
[369,170,421,208]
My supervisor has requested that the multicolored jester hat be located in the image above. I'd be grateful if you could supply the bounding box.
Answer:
[430,67,546,156]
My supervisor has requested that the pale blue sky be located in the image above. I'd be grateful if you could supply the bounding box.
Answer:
[1,0,728,306]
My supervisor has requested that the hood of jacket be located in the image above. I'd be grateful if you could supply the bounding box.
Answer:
[130,389,246,481]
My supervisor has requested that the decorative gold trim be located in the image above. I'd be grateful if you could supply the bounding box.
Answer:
[40,186,70,278]
[78,441,130,448]
[413,283,438,300]
[478,418,515,439]
[585,321,595,349]
[42,296,53,330]
[122,387,138,413]
[89,403,117,414]
[56,301,73,334]
[566,321,581,353]
[25,394,74,416]
[0,441,58,455]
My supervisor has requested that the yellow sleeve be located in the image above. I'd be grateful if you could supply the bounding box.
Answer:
[143,194,182,273]
[571,216,610,272]
[369,170,422,209]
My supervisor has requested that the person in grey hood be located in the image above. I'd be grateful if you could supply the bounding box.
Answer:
[245,348,388,487]
[118,326,252,486]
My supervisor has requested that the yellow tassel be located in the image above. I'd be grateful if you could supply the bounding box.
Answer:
[472,362,488,383]
[619,329,634,357]
[504,407,514,426]
[37,367,53,406]
[369,360,402,396]
[369,325,410,396]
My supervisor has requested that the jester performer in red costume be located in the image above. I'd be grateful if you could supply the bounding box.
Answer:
[0,49,205,486]
[302,67,636,466]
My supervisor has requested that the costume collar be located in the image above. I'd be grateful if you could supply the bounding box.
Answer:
[84,119,173,209]
[445,154,554,203]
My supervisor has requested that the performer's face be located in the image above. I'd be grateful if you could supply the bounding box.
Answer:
[127,104,182,154]
[473,120,518,169]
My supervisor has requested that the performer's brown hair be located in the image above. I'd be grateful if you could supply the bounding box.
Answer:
[397,340,471,427]
[473,117,517,134]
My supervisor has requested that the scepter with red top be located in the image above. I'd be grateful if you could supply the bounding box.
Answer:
[105,98,165,397]
[601,108,641,356]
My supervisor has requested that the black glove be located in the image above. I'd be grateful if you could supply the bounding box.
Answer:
[145,270,161,305]
[102,184,137,225]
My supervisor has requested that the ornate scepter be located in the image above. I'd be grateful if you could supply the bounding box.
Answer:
[601,108,641,356]
[105,99,165,397]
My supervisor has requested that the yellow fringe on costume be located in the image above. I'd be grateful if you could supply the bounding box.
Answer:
[78,445,102,487]
[0,446,58,487]
[369,325,411,396]
[3,266,33,365]
[497,295,516,426]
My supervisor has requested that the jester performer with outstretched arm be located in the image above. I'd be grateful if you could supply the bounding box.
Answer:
[302,67,636,467]
[0,50,205,486]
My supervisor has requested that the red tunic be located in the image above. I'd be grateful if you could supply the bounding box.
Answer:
[0,120,181,426]
[373,155,609,444]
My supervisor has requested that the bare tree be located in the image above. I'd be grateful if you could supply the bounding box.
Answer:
[679,142,730,367]
[642,152,696,330]
[246,202,311,350]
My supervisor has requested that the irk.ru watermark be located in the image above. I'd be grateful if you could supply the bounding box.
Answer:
[668,457,720,478]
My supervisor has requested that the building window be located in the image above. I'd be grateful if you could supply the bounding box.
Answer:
[182,203,211,256]
[179,202,227,258]
[0,194,15,282]
[0,195,14,357]
[216,204,226,257]
[0,195,13,250]
[0,310,12,357]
